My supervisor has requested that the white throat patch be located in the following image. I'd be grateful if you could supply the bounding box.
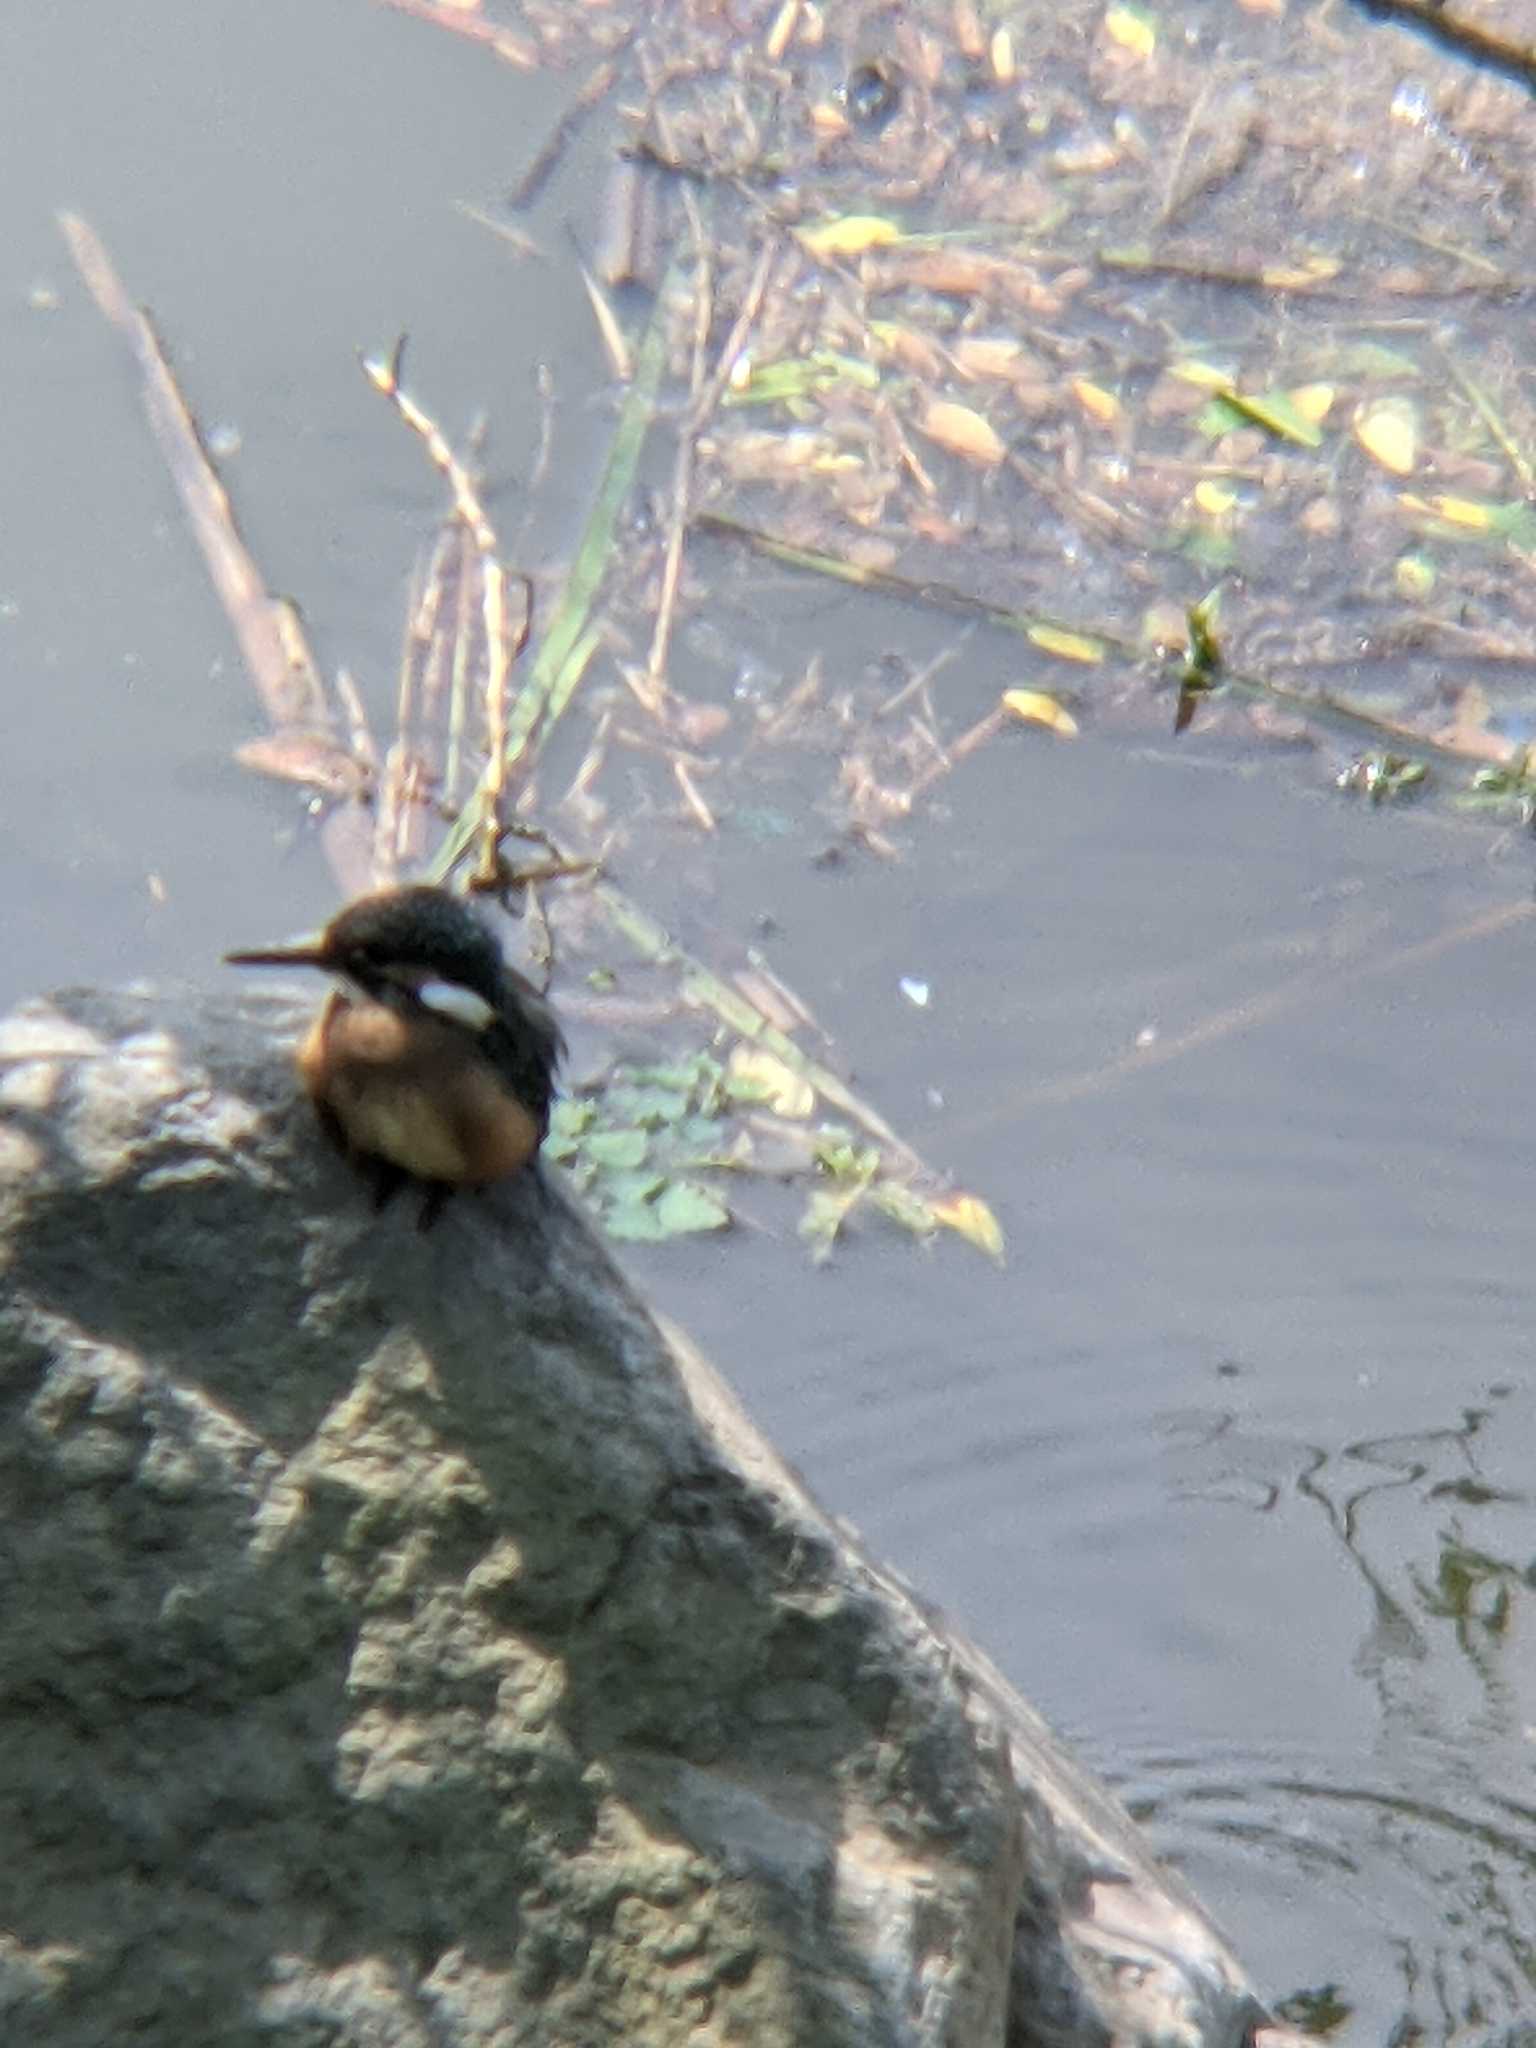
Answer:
[415,979,497,1032]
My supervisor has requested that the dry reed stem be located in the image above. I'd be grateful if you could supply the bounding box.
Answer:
[362,341,533,888]
[374,0,536,68]
[645,236,778,709]
[641,200,712,706]
[674,757,716,831]
[59,212,331,742]
[580,267,633,384]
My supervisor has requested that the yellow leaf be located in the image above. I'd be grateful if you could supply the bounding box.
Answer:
[727,1045,816,1118]
[1354,396,1418,476]
[931,1192,1006,1262]
[1194,478,1238,516]
[1428,494,1492,530]
[797,214,902,259]
[1070,376,1123,423]
[1003,689,1080,736]
[1395,552,1436,598]
[1104,0,1157,57]
[918,398,1007,466]
[1026,623,1105,664]
[1290,382,1335,424]
[1260,254,1341,288]
[1169,359,1234,391]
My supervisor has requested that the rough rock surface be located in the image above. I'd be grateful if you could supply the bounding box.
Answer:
[0,986,1279,2047]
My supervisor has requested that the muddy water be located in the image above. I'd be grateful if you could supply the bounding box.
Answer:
[5,3,1536,2040]
[630,732,1536,2037]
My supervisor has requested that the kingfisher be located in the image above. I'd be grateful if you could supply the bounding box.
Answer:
[226,884,564,1226]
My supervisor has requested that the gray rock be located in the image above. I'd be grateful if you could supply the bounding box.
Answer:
[0,986,1283,2048]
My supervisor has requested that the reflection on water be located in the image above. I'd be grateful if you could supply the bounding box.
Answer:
[1121,1736,1536,2042]
[1143,1398,1536,2037]
[636,735,1536,2046]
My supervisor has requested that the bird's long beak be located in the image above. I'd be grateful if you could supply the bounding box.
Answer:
[224,938,332,970]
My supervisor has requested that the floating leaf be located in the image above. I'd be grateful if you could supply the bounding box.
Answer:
[812,1129,880,1183]
[583,1128,650,1170]
[726,1045,816,1118]
[605,1199,672,1242]
[1395,552,1436,598]
[1175,364,1323,446]
[1026,623,1105,664]
[631,1052,724,1095]
[1227,387,1322,447]
[1426,493,1492,530]
[604,1083,693,1129]
[549,1099,596,1141]
[798,214,902,259]
[870,1181,939,1238]
[1354,396,1418,475]
[1478,501,1536,545]
[1169,359,1235,392]
[1193,478,1238,516]
[1336,341,1420,380]
[1070,376,1123,424]
[918,398,1007,466]
[727,348,882,406]
[1002,688,1080,736]
[1259,254,1341,288]
[931,1192,1006,1261]
[1104,0,1157,57]
[1400,493,1536,545]
[654,1181,732,1235]
[1194,398,1247,440]
[798,1182,868,1262]
[1290,382,1336,425]
[603,1170,668,1207]
[679,1114,729,1148]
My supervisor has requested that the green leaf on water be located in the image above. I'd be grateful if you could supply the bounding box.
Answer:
[605,1084,693,1130]
[798,1182,867,1262]
[549,1098,595,1139]
[605,1198,672,1242]
[583,1128,650,1170]
[602,1171,667,1207]
[870,1181,939,1238]
[654,1181,731,1235]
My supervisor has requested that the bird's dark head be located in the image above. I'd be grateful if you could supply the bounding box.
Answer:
[230,884,499,997]
[227,885,564,1084]
[314,886,509,1012]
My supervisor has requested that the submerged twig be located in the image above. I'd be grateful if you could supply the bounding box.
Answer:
[507,56,623,210]
[982,898,1535,1120]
